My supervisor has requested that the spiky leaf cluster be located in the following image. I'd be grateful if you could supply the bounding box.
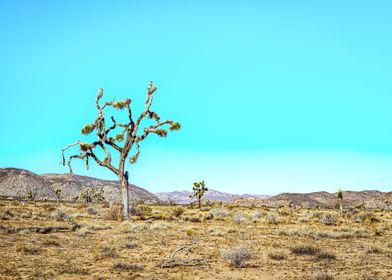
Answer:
[81,124,95,135]
[170,122,181,131]
[55,189,62,200]
[189,180,208,199]
[113,99,130,110]
[337,189,343,200]
[155,129,167,137]
[79,142,90,151]
[129,155,138,164]
[115,134,124,142]
[148,111,160,122]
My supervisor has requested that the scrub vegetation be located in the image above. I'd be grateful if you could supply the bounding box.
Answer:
[1,199,391,279]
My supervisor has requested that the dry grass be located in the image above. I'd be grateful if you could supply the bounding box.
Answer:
[0,200,391,279]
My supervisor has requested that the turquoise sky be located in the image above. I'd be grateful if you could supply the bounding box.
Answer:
[1,1,391,194]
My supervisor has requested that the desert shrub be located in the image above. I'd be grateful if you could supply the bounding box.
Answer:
[121,243,138,249]
[353,212,380,223]
[312,272,334,280]
[129,205,152,217]
[171,206,185,217]
[264,213,279,224]
[279,227,313,238]
[20,211,32,219]
[0,209,14,220]
[15,243,41,255]
[88,225,111,231]
[278,209,290,216]
[100,247,118,258]
[298,213,312,223]
[225,203,236,210]
[312,211,323,219]
[267,250,286,260]
[319,214,337,225]
[280,226,369,240]
[203,212,213,221]
[77,228,93,237]
[42,204,56,212]
[104,204,123,221]
[129,223,148,232]
[186,214,202,223]
[233,213,249,224]
[209,228,225,237]
[42,239,61,247]
[76,204,87,211]
[151,222,171,231]
[365,245,382,254]
[210,208,230,220]
[290,244,320,256]
[112,262,143,272]
[221,244,253,268]
[86,207,97,215]
[316,250,336,261]
[251,211,262,221]
[51,209,69,221]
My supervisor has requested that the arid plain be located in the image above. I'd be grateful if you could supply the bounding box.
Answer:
[1,199,391,280]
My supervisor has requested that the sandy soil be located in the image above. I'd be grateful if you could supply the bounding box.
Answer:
[0,200,391,280]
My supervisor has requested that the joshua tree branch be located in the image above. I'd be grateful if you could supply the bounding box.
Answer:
[129,142,140,164]
[67,154,87,175]
[87,150,118,175]
[140,120,174,140]
[134,81,156,129]
[61,142,80,166]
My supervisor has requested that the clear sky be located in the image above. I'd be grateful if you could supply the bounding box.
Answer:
[0,1,391,195]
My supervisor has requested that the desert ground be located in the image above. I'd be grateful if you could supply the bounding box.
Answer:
[0,199,391,280]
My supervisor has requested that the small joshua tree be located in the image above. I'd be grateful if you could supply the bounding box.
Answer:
[189,181,208,209]
[55,189,62,204]
[80,187,105,204]
[62,82,180,219]
[337,189,343,215]
[27,188,37,202]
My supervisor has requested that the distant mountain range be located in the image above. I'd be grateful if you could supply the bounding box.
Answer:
[0,168,391,209]
[156,189,391,209]
[0,168,160,203]
[155,189,270,204]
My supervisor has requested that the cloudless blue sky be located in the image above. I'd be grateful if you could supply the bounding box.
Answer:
[1,1,391,194]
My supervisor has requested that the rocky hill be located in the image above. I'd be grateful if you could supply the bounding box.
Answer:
[265,190,391,209]
[0,168,160,204]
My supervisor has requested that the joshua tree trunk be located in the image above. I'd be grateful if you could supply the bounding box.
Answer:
[339,198,343,215]
[121,178,129,220]
[198,197,201,209]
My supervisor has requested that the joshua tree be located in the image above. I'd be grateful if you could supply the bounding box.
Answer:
[55,189,62,204]
[62,81,180,219]
[27,188,37,202]
[336,189,344,215]
[189,181,208,209]
[80,187,105,204]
